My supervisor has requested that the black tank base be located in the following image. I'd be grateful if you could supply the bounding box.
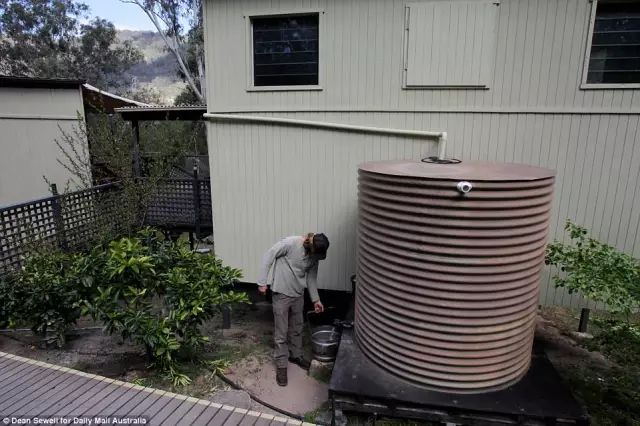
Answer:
[329,329,589,426]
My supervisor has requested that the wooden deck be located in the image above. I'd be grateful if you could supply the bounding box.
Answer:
[0,351,311,425]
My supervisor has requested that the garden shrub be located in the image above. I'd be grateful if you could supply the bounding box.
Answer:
[546,220,640,314]
[0,228,247,384]
[82,229,248,385]
[0,251,98,347]
[585,317,640,368]
[0,277,17,329]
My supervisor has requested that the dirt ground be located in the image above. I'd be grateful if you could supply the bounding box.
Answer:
[1,306,638,425]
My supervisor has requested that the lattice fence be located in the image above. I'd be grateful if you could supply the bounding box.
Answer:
[0,183,121,275]
[145,179,212,231]
[0,179,212,277]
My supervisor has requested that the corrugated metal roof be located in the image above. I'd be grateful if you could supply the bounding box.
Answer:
[115,105,207,111]
[115,105,207,121]
[82,83,150,108]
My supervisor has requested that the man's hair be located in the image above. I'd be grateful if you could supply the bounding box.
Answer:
[304,232,330,257]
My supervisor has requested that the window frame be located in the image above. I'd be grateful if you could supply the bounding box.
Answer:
[245,10,324,92]
[581,0,640,89]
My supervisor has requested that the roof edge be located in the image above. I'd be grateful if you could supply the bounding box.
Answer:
[0,76,84,89]
[82,83,151,108]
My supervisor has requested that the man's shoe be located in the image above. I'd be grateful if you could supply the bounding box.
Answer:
[276,367,288,386]
[289,356,311,370]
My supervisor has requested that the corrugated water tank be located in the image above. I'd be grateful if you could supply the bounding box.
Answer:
[355,160,555,393]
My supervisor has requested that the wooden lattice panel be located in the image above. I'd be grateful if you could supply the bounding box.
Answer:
[145,179,211,228]
[0,179,212,277]
[0,198,57,274]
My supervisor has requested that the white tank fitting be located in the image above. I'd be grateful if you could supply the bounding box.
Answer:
[457,181,473,194]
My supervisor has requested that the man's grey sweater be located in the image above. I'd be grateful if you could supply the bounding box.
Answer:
[256,236,320,302]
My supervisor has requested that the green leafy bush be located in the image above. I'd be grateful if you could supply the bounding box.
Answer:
[585,317,640,367]
[546,220,640,314]
[0,278,18,329]
[0,228,247,384]
[82,229,248,384]
[0,251,97,346]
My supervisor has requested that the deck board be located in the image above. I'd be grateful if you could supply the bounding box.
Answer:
[170,400,207,425]
[158,397,196,425]
[15,374,86,415]
[0,369,64,407]
[206,405,235,425]
[223,407,249,425]
[0,360,34,382]
[4,372,80,414]
[0,352,312,425]
[191,402,222,426]
[36,376,100,415]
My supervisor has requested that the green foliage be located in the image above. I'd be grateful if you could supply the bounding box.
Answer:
[202,358,231,376]
[1,251,98,347]
[0,0,142,90]
[0,278,18,329]
[52,113,204,240]
[81,228,248,384]
[546,220,640,314]
[586,317,640,367]
[131,377,149,387]
[0,228,247,384]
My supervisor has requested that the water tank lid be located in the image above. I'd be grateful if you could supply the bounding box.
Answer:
[359,160,555,181]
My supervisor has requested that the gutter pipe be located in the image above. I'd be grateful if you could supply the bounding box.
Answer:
[204,113,448,160]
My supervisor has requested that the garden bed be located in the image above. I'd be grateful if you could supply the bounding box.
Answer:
[1,306,638,425]
[537,307,640,426]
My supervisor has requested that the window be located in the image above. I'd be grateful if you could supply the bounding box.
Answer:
[585,0,640,85]
[251,14,319,87]
[403,1,500,88]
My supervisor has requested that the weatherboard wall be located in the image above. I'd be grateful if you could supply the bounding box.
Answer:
[204,0,640,308]
[0,86,87,207]
[204,0,640,113]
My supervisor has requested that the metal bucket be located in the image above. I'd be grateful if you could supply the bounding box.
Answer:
[311,325,340,362]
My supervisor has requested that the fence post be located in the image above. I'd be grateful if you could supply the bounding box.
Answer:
[131,120,141,178]
[193,166,202,240]
[50,184,68,251]
[578,308,590,333]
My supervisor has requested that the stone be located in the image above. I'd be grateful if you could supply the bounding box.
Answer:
[569,331,594,340]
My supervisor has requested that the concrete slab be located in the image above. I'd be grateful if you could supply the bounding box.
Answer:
[226,356,329,417]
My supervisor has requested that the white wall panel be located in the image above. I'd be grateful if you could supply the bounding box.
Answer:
[0,86,86,206]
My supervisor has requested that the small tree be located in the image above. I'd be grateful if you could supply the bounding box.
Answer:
[546,220,640,315]
[50,112,203,236]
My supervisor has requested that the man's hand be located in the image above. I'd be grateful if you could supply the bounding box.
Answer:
[258,285,268,295]
[314,301,324,313]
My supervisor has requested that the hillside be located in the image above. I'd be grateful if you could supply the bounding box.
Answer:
[117,30,186,104]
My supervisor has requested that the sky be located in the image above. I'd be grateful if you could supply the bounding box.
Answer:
[82,0,157,31]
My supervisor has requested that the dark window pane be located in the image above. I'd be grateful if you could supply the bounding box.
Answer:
[588,2,640,83]
[590,57,640,71]
[252,14,319,86]
[588,70,640,84]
